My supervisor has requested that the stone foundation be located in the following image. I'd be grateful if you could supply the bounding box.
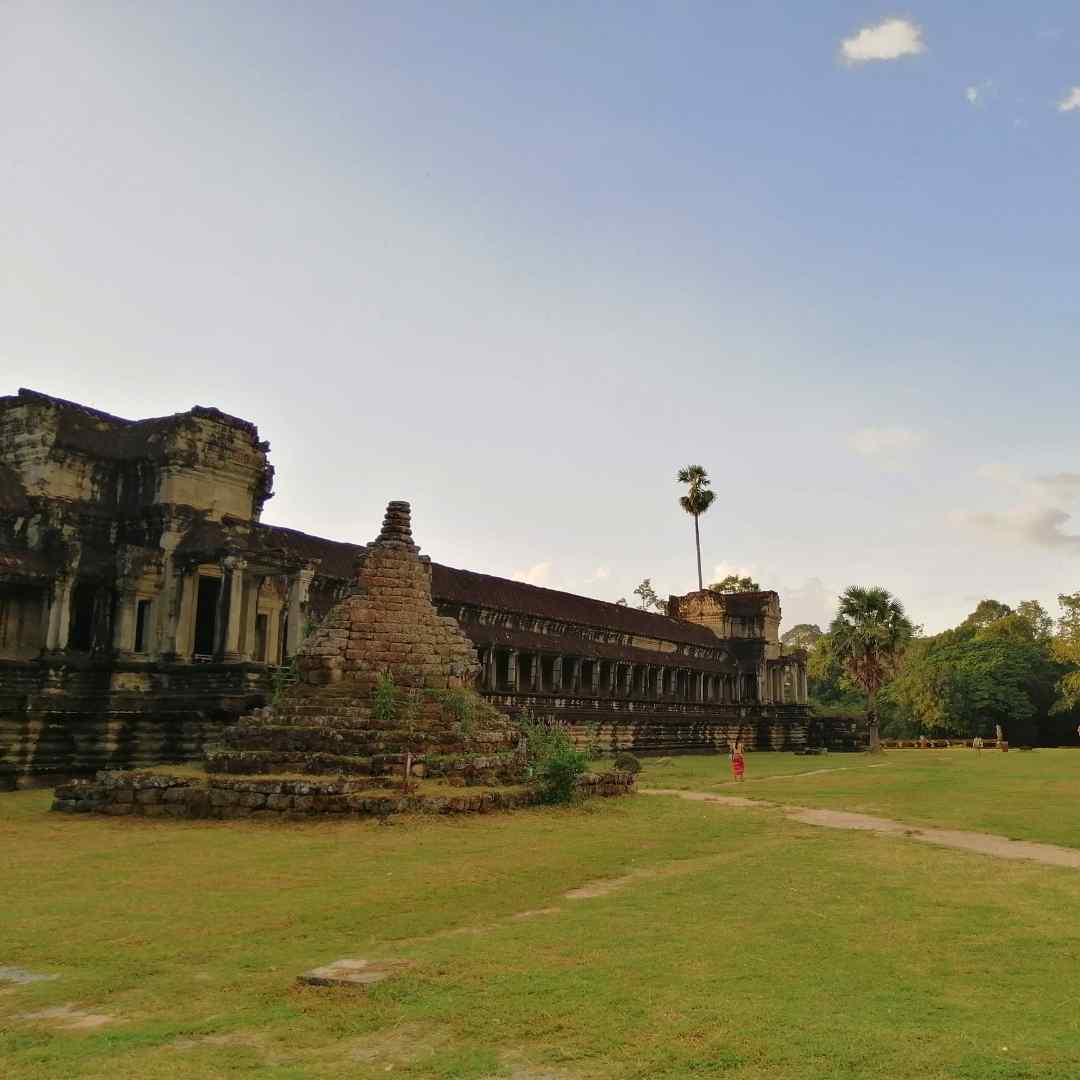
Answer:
[51,768,635,819]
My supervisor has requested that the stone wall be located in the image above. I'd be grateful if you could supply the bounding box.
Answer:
[51,768,635,818]
[0,658,268,789]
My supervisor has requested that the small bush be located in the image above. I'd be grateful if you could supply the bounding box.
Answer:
[613,752,641,774]
[372,672,398,724]
[537,744,589,805]
[515,712,588,804]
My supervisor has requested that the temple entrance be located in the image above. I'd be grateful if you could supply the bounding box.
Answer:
[193,576,221,657]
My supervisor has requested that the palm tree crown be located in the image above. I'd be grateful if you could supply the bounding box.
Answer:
[677,465,716,591]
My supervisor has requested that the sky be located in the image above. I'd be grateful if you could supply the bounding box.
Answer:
[2,2,1079,634]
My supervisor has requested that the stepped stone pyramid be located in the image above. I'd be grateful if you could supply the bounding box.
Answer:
[207,501,526,785]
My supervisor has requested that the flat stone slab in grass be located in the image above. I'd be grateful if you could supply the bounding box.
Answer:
[298,958,409,988]
[0,966,59,985]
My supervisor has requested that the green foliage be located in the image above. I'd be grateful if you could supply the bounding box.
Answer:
[372,671,399,724]
[676,464,716,518]
[514,712,588,804]
[1053,591,1080,716]
[961,598,1013,630]
[827,586,915,751]
[881,596,1077,745]
[269,657,298,704]
[633,578,667,613]
[613,751,642,774]
[709,574,761,593]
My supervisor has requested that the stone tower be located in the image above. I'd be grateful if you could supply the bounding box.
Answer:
[209,501,524,784]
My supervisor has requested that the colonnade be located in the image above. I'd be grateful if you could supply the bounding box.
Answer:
[478,647,765,704]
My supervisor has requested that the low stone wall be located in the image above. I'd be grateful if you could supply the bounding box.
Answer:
[51,768,635,819]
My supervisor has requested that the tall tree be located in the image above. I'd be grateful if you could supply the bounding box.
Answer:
[1052,591,1080,715]
[828,586,914,753]
[677,465,715,592]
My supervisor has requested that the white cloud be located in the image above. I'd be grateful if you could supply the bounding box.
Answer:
[849,426,929,458]
[965,86,980,105]
[512,560,552,587]
[841,18,925,64]
[953,506,1080,552]
[1058,87,1080,113]
[965,81,992,106]
[977,466,1080,503]
[977,463,1024,486]
[1033,473,1080,502]
[589,566,610,581]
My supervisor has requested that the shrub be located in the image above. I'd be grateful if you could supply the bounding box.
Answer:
[515,712,588,804]
[270,657,298,705]
[536,744,589,805]
[372,672,398,724]
[613,752,641,774]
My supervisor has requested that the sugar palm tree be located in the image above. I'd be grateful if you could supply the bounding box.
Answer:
[828,586,914,753]
[677,465,715,592]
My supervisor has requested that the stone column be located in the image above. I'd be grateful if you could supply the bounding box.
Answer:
[508,650,519,692]
[45,574,74,651]
[620,663,632,697]
[239,575,262,661]
[112,589,138,655]
[484,648,497,690]
[285,565,316,657]
[570,657,582,693]
[220,556,246,661]
[800,667,808,705]
[266,591,283,666]
[531,653,541,691]
[591,661,601,694]
[160,564,191,660]
[553,656,564,691]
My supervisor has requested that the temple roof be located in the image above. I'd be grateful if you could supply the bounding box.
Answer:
[431,564,725,649]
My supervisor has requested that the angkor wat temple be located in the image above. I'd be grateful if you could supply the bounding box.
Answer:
[0,389,809,787]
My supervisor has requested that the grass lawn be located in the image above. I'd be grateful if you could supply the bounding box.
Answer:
[639,748,1080,848]
[1,756,1079,1079]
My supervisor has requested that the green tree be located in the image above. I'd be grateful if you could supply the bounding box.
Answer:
[633,578,667,614]
[828,586,915,753]
[1052,591,1080,716]
[677,465,716,592]
[962,599,1012,630]
[709,574,760,593]
[1017,599,1053,642]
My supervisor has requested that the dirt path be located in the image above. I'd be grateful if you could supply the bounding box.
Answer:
[642,789,1080,870]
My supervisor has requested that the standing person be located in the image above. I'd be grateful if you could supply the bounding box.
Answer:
[972,735,983,755]
[731,742,746,783]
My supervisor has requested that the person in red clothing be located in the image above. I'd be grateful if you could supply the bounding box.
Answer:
[730,741,746,782]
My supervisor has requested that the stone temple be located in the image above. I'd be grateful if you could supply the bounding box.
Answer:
[213,500,525,787]
[0,389,811,788]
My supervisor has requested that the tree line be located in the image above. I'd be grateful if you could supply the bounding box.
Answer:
[785,590,1080,748]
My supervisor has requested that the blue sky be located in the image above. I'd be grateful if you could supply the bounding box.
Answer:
[2,2,1079,632]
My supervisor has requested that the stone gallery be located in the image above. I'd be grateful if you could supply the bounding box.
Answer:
[52,499,634,817]
[0,389,809,787]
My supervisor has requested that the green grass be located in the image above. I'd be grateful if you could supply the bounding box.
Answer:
[640,748,1080,847]
[1,754,1079,1079]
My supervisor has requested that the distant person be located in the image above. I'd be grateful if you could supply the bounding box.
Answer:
[731,742,746,783]
[972,735,983,755]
